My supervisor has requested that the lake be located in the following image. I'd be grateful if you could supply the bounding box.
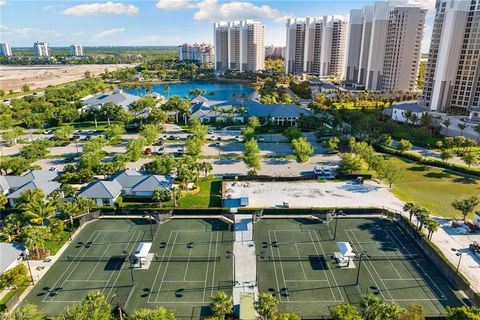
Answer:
[126,81,255,101]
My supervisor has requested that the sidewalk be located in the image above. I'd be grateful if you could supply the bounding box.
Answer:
[232,214,258,314]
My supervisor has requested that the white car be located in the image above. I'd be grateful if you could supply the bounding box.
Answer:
[258,137,265,142]
[43,129,53,135]
[313,166,323,176]
[176,147,185,155]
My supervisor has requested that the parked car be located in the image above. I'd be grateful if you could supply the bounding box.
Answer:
[60,141,70,146]
[64,156,75,163]
[470,241,480,258]
[157,147,165,155]
[235,136,243,142]
[209,136,216,141]
[314,166,333,177]
[313,166,323,176]
[144,148,152,155]
[70,135,81,141]
[208,130,215,134]
[215,141,221,146]
[168,135,175,140]
[43,129,53,135]
[49,167,58,171]
[258,137,265,142]
[176,147,185,155]
[161,135,168,141]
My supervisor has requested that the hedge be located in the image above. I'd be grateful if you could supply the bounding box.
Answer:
[374,144,480,177]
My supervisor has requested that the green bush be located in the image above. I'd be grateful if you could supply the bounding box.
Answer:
[374,144,480,177]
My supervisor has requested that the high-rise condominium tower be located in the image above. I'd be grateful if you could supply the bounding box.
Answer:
[0,42,12,57]
[421,0,480,113]
[285,16,347,77]
[70,44,84,57]
[213,20,265,72]
[33,42,50,57]
[178,43,214,64]
[345,2,426,91]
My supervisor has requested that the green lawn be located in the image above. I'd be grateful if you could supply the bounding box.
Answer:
[177,178,222,208]
[390,157,480,219]
[333,101,387,109]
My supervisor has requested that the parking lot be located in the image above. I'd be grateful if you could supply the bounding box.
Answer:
[4,125,341,176]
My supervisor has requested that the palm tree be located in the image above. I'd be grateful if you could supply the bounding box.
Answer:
[198,161,213,177]
[170,187,181,207]
[17,190,58,226]
[1,213,24,242]
[402,110,413,125]
[22,225,50,258]
[210,291,233,319]
[457,122,467,136]
[255,293,279,320]
[426,218,440,240]
[403,202,420,222]
[442,118,451,136]
[360,294,384,320]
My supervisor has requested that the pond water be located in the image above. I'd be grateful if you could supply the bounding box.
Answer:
[126,81,255,101]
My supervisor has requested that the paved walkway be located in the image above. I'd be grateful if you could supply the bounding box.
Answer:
[232,213,258,315]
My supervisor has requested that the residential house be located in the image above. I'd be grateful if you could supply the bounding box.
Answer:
[0,243,26,275]
[189,96,312,126]
[80,89,141,112]
[390,101,427,125]
[0,170,60,207]
[79,170,174,206]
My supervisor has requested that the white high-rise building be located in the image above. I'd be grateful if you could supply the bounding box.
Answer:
[285,16,347,78]
[178,43,214,64]
[0,42,12,57]
[344,2,426,91]
[213,20,265,72]
[345,9,363,82]
[421,0,480,113]
[70,44,84,57]
[265,45,285,59]
[33,42,50,57]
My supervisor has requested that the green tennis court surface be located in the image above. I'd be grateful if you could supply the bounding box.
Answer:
[23,218,233,318]
[254,217,465,319]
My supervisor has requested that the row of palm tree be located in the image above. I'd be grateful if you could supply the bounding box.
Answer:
[403,202,440,240]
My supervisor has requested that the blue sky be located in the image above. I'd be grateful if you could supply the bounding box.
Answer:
[0,0,434,49]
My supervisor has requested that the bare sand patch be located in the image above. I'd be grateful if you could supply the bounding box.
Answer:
[0,64,132,92]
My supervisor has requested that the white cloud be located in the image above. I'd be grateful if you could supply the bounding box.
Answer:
[0,0,6,7]
[156,0,195,9]
[93,28,125,39]
[63,2,139,16]
[0,24,62,39]
[407,0,435,10]
[156,0,291,22]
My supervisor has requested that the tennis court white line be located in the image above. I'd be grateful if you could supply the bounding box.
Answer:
[209,232,219,299]
[104,230,142,300]
[86,243,112,281]
[183,244,193,281]
[284,279,330,282]
[268,231,282,303]
[386,228,447,301]
[273,230,290,302]
[344,230,390,302]
[381,278,423,281]
[162,280,206,283]
[311,231,344,302]
[43,230,102,303]
[202,232,214,302]
[154,231,179,303]
[294,243,307,281]
[148,231,174,304]
[65,280,108,283]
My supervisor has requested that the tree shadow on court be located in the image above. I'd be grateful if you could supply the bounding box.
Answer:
[309,256,328,270]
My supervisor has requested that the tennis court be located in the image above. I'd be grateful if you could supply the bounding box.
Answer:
[23,217,233,318]
[254,216,465,319]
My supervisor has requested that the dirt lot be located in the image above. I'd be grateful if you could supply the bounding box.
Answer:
[0,64,132,92]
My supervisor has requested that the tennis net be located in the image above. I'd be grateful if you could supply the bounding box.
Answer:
[360,254,422,261]
[154,254,220,262]
[260,255,326,262]
[67,255,127,262]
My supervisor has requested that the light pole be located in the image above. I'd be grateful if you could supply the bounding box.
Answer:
[355,251,368,285]
[226,250,237,286]
[333,210,346,240]
[24,250,35,285]
[143,213,154,241]
[122,250,135,286]
[451,248,463,282]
